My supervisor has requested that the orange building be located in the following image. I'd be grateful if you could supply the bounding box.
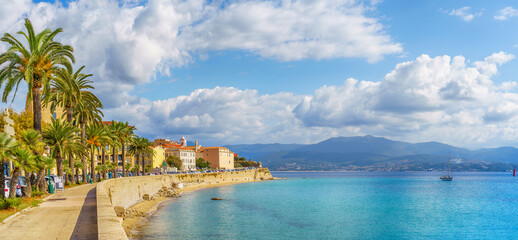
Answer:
[199,147,234,170]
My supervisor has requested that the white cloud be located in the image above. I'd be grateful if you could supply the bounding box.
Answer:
[494,6,518,20]
[4,1,518,148]
[294,52,518,147]
[0,0,401,110]
[105,87,310,145]
[180,0,402,62]
[448,7,481,22]
[97,52,518,148]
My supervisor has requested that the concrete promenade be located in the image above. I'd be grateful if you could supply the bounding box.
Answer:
[0,184,98,240]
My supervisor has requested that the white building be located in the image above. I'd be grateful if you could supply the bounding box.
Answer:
[165,147,196,171]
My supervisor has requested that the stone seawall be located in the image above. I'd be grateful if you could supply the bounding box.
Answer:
[97,168,273,239]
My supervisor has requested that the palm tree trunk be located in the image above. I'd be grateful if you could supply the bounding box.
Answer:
[101,148,106,179]
[9,168,20,198]
[122,142,126,177]
[36,168,45,192]
[32,87,42,133]
[22,171,32,197]
[136,154,140,176]
[75,168,79,183]
[30,172,37,187]
[141,155,145,175]
[112,147,117,178]
[90,146,95,182]
[68,153,74,183]
[56,151,63,178]
[67,106,74,183]
[81,121,87,183]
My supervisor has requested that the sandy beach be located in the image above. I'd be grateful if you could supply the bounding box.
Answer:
[123,178,276,238]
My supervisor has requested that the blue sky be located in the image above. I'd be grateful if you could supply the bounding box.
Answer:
[2,0,518,148]
[136,0,518,99]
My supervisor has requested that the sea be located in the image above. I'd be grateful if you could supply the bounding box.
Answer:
[140,171,518,239]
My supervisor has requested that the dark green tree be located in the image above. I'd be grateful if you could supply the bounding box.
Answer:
[166,155,182,171]
[196,158,210,169]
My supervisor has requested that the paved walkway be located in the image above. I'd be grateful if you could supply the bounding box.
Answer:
[0,184,98,240]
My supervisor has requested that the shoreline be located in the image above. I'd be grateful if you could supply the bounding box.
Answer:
[123,178,276,239]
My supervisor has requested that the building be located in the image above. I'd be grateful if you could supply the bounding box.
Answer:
[154,137,196,171]
[200,147,235,170]
[180,136,187,147]
[165,147,196,171]
[41,104,66,125]
[141,146,166,173]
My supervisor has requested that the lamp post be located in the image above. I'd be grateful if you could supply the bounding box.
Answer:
[44,146,54,194]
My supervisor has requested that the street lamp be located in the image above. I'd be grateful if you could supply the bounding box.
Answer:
[44,146,54,194]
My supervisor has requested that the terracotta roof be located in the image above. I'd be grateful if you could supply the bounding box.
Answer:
[161,143,182,149]
[203,147,229,150]
[165,147,194,151]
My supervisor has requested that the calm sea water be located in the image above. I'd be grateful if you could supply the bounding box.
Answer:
[140,172,518,239]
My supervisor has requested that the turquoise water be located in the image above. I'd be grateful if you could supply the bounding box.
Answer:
[141,172,518,239]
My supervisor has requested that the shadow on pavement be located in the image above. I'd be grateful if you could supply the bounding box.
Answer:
[71,187,98,240]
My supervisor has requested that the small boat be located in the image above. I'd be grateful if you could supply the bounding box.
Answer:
[440,175,453,181]
[441,152,453,181]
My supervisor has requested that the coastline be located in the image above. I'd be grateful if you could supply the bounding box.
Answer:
[123,178,276,239]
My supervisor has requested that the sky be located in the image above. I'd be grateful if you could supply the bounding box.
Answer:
[2,0,518,148]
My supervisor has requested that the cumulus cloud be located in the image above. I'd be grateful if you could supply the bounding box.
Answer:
[0,0,401,110]
[448,7,481,22]
[180,0,402,62]
[294,52,518,147]
[104,87,309,144]
[494,6,518,20]
[93,52,518,148]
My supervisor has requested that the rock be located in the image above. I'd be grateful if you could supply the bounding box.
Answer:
[211,197,223,200]
[143,194,150,200]
[114,206,125,217]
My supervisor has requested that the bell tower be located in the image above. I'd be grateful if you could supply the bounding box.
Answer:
[180,136,187,147]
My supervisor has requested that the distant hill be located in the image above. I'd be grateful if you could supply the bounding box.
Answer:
[225,135,518,171]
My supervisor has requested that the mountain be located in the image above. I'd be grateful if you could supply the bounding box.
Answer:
[225,135,518,171]
[223,143,304,160]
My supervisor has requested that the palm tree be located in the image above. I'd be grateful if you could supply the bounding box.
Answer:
[140,139,155,175]
[74,97,103,182]
[73,159,83,183]
[43,65,93,122]
[85,123,109,181]
[131,165,139,176]
[0,18,74,133]
[125,164,132,176]
[42,118,83,179]
[18,129,44,197]
[111,121,135,177]
[34,155,54,193]
[43,66,95,182]
[107,121,121,178]
[128,136,154,176]
[9,147,35,198]
[0,133,18,199]
[98,123,116,179]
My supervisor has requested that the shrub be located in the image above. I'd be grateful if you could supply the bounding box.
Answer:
[32,190,44,197]
[0,198,22,210]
